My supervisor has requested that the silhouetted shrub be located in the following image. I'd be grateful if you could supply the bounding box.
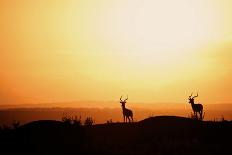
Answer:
[221,115,225,122]
[73,116,82,126]
[12,120,20,129]
[84,117,94,126]
[61,113,82,126]
[62,112,73,124]
[212,115,227,122]
[106,119,113,124]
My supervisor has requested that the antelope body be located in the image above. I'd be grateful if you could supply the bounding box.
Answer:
[120,96,133,122]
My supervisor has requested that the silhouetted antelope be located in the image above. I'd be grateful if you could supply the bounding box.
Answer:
[188,93,203,120]
[120,96,133,122]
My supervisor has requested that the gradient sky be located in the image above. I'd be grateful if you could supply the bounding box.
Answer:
[1,0,232,106]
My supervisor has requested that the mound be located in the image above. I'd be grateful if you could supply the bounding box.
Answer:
[20,120,63,129]
[139,115,199,125]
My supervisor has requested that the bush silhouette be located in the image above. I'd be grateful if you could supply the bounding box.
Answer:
[106,119,113,124]
[84,117,94,126]
[12,120,20,129]
[61,113,82,126]
[61,112,73,124]
[73,116,82,126]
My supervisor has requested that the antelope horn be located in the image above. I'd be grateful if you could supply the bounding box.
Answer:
[125,95,128,101]
[189,93,193,99]
[193,93,198,99]
[120,96,123,101]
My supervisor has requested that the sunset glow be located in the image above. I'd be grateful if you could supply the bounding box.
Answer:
[1,0,232,106]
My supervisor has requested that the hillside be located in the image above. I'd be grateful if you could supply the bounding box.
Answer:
[0,116,231,155]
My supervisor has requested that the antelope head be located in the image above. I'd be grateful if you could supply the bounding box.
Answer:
[188,93,198,104]
[120,95,128,107]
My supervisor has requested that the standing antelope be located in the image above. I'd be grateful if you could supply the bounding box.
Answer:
[120,96,133,122]
[188,93,203,119]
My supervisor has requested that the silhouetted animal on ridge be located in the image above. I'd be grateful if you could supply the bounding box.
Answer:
[188,93,203,119]
[120,96,133,122]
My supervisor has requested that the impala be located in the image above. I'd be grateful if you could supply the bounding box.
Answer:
[188,93,203,119]
[120,96,133,122]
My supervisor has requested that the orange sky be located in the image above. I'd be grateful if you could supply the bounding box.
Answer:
[1,0,232,106]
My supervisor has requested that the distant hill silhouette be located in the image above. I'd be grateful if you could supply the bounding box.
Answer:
[1,106,232,125]
[1,116,231,155]
[20,120,63,129]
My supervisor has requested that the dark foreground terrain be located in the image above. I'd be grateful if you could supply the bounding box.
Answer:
[0,116,231,155]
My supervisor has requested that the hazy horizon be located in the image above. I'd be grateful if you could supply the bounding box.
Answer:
[1,100,232,108]
[1,102,231,126]
[1,105,232,126]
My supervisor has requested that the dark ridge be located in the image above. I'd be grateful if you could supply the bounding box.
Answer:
[139,115,199,125]
[1,116,231,155]
[20,120,63,129]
